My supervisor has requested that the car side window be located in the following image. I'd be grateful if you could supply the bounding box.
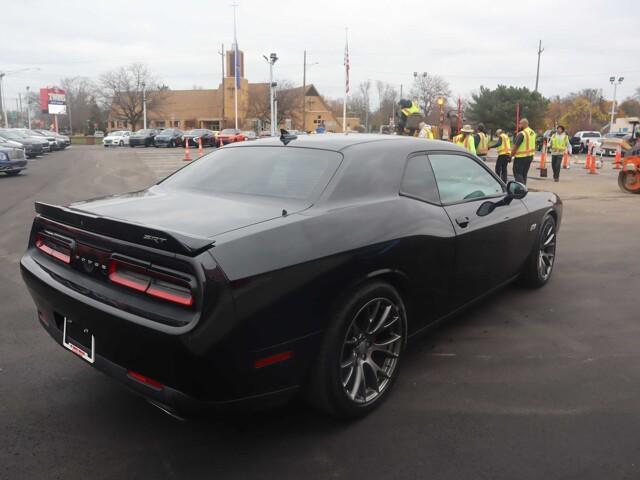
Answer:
[428,153,503,204]
[400,154,440,204]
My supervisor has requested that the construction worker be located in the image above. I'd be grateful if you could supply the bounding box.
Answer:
[418,122,434,139]
[396,99,421,136]
[510,118,537,184]
[490,128,512,183]
[475,123,489,161]
[549,125,569,182]
[453,125,476,155]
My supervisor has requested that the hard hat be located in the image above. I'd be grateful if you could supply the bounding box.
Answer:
[460,125,474,133]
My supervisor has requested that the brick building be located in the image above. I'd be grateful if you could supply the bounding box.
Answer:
[108,50,359,133]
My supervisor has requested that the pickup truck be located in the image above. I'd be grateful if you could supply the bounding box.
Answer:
[570,131,602,153]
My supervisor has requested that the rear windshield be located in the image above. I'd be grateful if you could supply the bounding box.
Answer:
[161,146,342,200]
[583,132,600,137]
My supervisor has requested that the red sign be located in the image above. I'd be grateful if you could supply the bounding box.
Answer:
[39,87,66,114]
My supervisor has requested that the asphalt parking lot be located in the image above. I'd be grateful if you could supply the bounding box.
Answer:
[2,145,639,480]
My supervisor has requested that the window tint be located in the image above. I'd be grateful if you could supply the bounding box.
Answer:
[400,154,440,203]
[161,146,342,200]
[429,153,503,204]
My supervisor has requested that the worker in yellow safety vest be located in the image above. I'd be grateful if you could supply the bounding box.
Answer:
[549,125,569,182]
[453,125,476,155]
[475,123,489,161]
[510,118,537,184]
[490,128,512,183]
[418,122,434,139]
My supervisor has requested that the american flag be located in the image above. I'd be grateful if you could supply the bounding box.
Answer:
[344,37,350,95]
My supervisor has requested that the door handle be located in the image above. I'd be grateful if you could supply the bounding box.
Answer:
[455,216,470,228]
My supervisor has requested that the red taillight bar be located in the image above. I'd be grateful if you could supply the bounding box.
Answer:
[35,234,71,264]
[108,258,194,307]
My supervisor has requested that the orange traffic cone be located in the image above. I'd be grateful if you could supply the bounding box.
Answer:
[585,146,592,170]
[183,137,192,161]
[588,146,597,174]
[539,140,548,177]
[198,136,203,157]
[614,145,622,169]
[562,150,569,169]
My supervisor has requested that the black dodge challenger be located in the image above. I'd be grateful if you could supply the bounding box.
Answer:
[20,134,562,419]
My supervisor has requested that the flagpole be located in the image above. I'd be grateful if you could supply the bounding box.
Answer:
[342,27,348,133]
[233,3,239,130]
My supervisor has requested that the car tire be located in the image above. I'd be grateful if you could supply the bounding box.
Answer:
[119,141,124,147]
[307,281,407,419]
[104,145,108,148]
[6,171,21,176]
[520,214,557,288]
[170,140,175,148]
[130,144,134,148]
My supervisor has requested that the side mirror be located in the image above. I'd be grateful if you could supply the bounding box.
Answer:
[506,180,528,200]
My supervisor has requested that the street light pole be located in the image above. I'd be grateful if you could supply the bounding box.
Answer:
[263,53,278,136]
[0,73,7,128]
[142,82,147,129]
[26,86,31,129]
[609,76,624,133]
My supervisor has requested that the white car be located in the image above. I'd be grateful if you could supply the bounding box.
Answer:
[103,130,131,147]
[570,131,601,153]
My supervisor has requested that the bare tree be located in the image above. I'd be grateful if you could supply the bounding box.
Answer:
[60,77,99,133]
[246,79,297,129]
[359,80,371,131]
[99,63,168,131]
[410,73,451,117]
[372,81,398,129]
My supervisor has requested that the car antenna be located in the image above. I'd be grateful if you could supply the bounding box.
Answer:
[279,128,297,146]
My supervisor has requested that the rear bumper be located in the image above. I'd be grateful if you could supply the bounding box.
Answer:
[20,251,312,413]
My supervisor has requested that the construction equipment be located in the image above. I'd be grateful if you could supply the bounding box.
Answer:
[615,122,640,194]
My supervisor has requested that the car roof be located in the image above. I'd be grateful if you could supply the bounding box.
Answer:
[224,133,462,153]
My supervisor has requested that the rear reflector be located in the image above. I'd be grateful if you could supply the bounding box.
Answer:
[253,351,293,369]
[127,370,164,390]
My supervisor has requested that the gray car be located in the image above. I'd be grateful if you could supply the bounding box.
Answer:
[0,129,44,158]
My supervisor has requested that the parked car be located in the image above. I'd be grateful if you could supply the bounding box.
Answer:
[103,131,131,147]
[241,130,258,141]
[0,144,27,176]
[570,131,601,153]
[129,129,158,147]
[0,135,27,150]
[35,129,70,149]
[20,134,562,419]
[0,129,45,158]
[94,130,105,138]
[13,129,52,152]
[153,128,184,148]
[25,129,59,151]
[217,128,246,145]
[183,129,217,147]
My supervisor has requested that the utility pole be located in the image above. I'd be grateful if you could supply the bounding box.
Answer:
[219,43,225,129]
[142,82,147,129]
[535,40,544,93]
[302,50,306,132]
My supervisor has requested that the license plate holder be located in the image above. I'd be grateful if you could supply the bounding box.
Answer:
[62,317,95,364]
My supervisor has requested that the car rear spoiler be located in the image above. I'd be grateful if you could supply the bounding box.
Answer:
[35,202,215,257]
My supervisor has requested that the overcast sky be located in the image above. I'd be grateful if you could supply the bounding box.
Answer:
[2,0,639,108]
